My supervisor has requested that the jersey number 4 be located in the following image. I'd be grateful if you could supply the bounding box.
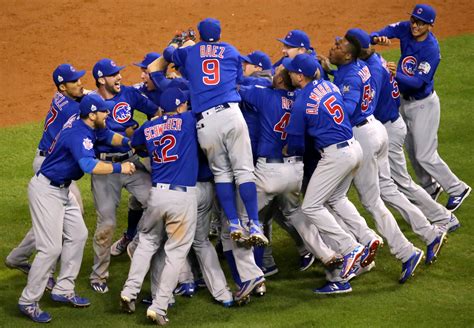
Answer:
[274,112,291,140]
[202,59,220,85]
[323,96,344,124]
[152,135,178,163]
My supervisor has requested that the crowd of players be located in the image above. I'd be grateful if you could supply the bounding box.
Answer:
[4,3,471,326]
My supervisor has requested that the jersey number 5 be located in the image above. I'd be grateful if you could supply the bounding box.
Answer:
[361,84,373,112]
[202,59,220,85]
[152,135,178,163]
[323,96,344,124]
[274,112,291,140]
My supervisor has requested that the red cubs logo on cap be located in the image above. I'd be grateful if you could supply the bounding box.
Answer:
[113,102,132,123]
[401,56,417,77]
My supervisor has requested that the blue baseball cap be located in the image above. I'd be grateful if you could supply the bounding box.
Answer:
[277,30,311,49]
[160,88,189,113]
[241,51,272,70]
[197,18,221,42]
[345,28,371,49]
[134,52,161,68]
[93,58,125,80]
[282,54,319,78]
[52,64,85,86]
[410,4,436,24]
[79,94,114,116]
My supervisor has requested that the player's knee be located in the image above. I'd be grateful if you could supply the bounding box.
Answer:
[234,172,255,186]
[49,245,63,259]
[94,224,115,247]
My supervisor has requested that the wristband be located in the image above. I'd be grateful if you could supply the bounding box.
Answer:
[122,137,131,147]
[112,162,122,174]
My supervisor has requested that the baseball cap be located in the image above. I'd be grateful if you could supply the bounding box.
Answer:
[277,30,311,49]
[197,18,221,42]
[345,28,370,49]
[79,94,114,116]
[241,51,272,70]
[410,4,436,24]
[52,64,86,86]
[134,52,161,68]
[160,88,189,113]
[93,58,125,80]
[282,54,319,78]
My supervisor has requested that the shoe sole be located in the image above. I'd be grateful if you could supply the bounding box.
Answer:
[253,282,266,297]
[51,297,91,308]
[248,234,268,247]
[361,240,382,268]
[447,187,471,212]
[146,311,169,326]
[341,247,364,278]
[313,288,352,295]
[263,268,279,277]
[426,232,447,265]
[399,251,424,284]
[235,295,250,306]
[19,310,52,323]
[447,223,461,233]
[235,278,264,302]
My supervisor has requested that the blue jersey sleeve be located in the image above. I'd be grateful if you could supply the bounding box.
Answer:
[130,88,158,116]
[150,71,173,91]
[414,46,440,84]
[371,21,407,41]
[239,85,266,110]
[68,133,97,164]
[339,77,361,118]
[131,124,147,148]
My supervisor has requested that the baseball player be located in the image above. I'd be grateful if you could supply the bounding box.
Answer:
[18,93,136,323]
[120,87,199,326]
[344,28,447,264]
[320,33,425,283]
[283,54,372,293]
[89,58,158,293]
[5,63,87,291]
[371,4,471,211]
[349,28,459,235]
[162,18,267,246]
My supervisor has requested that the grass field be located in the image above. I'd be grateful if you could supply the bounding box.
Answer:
[0,35,473,327]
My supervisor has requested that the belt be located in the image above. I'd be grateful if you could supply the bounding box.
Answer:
[355,119,369,128]
[99,150,134,163]
[402,90,434,101]
[263,156,303,164]
[152,182,188,192]
[197,103,231,121]
[37,172,71,188]
[319,139,354,153]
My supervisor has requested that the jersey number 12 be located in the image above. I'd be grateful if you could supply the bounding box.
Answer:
[152,135,178,163]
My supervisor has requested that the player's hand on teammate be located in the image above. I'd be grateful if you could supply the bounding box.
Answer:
[147,56,168,73]
[121,162,136,175]
[386,61,397,76]
[372,36,391,46]
[317,55,332,74]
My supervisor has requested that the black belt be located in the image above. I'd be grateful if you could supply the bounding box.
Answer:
[37,172,71,188]
[152,183,188,192]
[355,119,369,128]
[39,150,47,157]
[197,103,231,121]
[100,152,133,163]
[264,156,303,163]
[402,90,434,101]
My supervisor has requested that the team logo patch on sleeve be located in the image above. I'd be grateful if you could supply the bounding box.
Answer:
[417,61,431,74]
[112,102,132,123]
[342,85,350,93]
[401,56,417,76]
[83,138,94,150]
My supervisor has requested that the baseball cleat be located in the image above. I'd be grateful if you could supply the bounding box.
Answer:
[146,309,169,326]
[261,265,279,277]
[360,237,383,268]
[430,183,443,201]
[425,232,447,264]
[299,252,315,271]
[253,282,266,297]
[51,293,90,307]
[340,244,364,279]
[248,222,268,246]
[229,220,246,242]
[90,281,109,294]
[323,254,344,270]
[195,278,207,289]
[349,261,376,280]
[446,214,461,233]
[219,299,234,308]
[235,295,251,306]
[313,281,352,295]
[141,296,152,305]
[5,260,31,275]
[234,276,265,303]
[173,282,196,297]
[120,295,136,313]
[45,276,56,292]
[111,233,132,256]
[18,303,52,323]
[446,186,471,212]
[399,249,424,284]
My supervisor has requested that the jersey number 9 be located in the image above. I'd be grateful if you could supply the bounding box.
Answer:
[202,59,220,85]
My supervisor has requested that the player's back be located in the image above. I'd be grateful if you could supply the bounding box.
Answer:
[181,41,242,113]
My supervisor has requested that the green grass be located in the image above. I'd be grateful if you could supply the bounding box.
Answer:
[1,35,473,327]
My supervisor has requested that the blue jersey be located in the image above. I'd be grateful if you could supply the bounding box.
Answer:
[239,85,295,158]
[333,59,374,126]
[38,92,81,151]
[286,79,353,150]
[94,86,157,154]
[134,83,161,106]
[198,148,214,182]
[132,111,198,186]
[366,53,401,124]
[372,21,440,99]
[40,117,98,184]
[171,41,243,113]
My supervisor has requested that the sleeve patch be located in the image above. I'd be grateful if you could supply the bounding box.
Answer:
[417,61,431,74]
[83,138,94,150]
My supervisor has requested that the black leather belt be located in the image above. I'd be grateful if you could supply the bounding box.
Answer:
[355,119,369,128]
[37,172,71,188]
[264,156,303,163]
[152,183,188,192]
[197,103,231,121]
[100,151,133,163]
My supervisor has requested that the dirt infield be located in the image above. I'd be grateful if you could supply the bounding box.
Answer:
[0,0,472,127]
